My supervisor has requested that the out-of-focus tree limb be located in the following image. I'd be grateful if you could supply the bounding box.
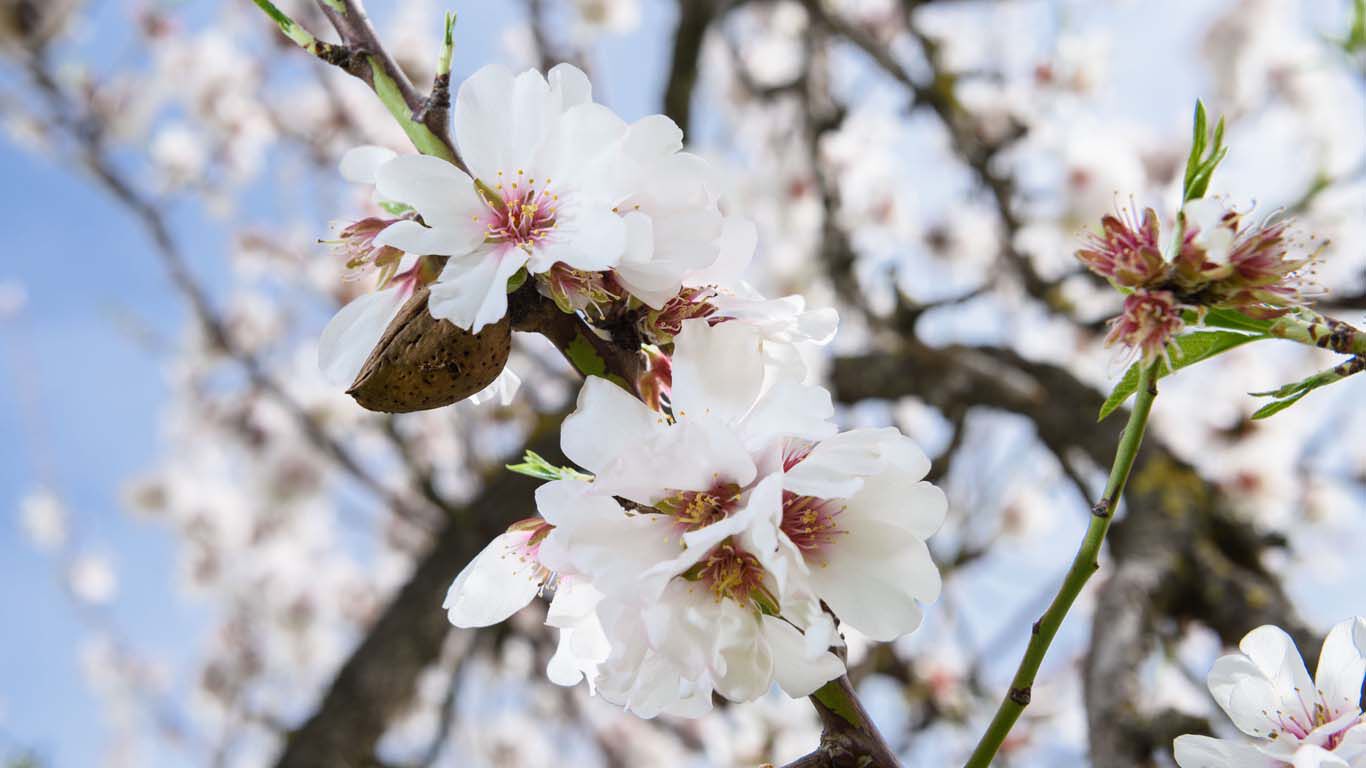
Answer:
[274,426,563,768]
[663,0,721,137]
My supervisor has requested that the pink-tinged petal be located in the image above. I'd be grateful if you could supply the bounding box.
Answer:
[1316,617,1366,718]
[373,154,484,235]
[427,249,527,332]
[1173,734,1279,768]
[339,145,396,184]
[443,531,542,628]
[783,428,903,499]
[317,287,406,386]
[670,319,765,424]
[560,376,664,475]
[763,615,845,697]
[1239,625,1321,729]
[809,521,940,641]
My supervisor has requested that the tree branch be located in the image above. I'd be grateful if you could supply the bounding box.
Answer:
[273,427,563,768]
[663,0,720,137]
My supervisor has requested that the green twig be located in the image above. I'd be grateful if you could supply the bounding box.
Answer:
[963,361,1160,768]
[1268,308,1366,357]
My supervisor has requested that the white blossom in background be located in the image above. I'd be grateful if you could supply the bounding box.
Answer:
[19,488,67,553]
[68,552,118,604]
[1174,618,1366,768]
[572,0,641,39]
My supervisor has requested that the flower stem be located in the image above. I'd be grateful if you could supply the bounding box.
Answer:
[783,675,900,767]
[962,361,1160,768]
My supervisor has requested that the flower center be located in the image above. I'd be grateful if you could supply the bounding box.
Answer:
[657,482,742,531]
[781,492,846,559]
[478,171,558,251]
[695,540,767,603]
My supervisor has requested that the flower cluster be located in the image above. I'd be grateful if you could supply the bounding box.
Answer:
[1077,199,1322,363]
[1175,618,1366,767]
[444,317,945,716]
[313,62,943,718]
[319,63,757,387]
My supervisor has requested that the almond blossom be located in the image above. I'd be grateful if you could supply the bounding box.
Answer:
[337,63,742,337]
[442,317,943,717]
[1174,618,1366,768]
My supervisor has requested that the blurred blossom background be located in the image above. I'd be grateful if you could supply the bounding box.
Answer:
[0,0,1362,766]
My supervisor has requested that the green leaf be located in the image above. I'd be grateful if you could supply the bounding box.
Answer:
[378,200,413,217]
[1181,101,1228,202]
[1099,331,1264,420]
[1251,391,1311,420]
[1248,357,1364,419]
[1183,307,1275,335]
[506,450,590,481]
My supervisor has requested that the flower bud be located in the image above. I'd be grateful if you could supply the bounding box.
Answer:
[1104,289,1185,364]
[1075,207,1165,287]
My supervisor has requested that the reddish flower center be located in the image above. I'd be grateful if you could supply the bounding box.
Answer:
[657,482,742,531]
[781,492,846,558]
[479,171,559,250]
[696,540,767,603]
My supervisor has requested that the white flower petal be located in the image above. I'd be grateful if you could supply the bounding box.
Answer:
[670,318,765,424]
[317,287,406,386]
[443,531,543,627]
[340,145,397,183]
[783,427,903,499]
[548,63,593,109]
[740,379,836,454]
[763,615,845,698]
[809,522,940,641]
[374,219,480,257]
[1291,745,1352,768]
[530,204,626,273]
[427,249,527,331]
[560,376,664,475]
[594,415,758,504]
[468,366,521,407]
[1239,625,1321,729]
[374,155,485,237]
[1173,734,1280,768]
[1316,617,1366,717]
[455,64,517,180]
[1209,651,1295,738]
[686,215,756,288]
